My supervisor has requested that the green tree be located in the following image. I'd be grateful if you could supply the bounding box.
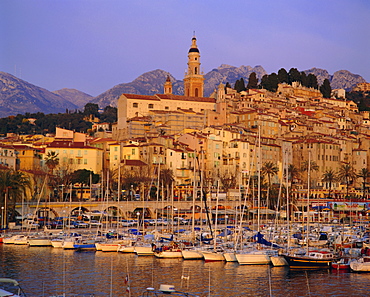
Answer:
[261,162,279,209]
[300,71,308,87]
[71,169,99,201]
[320,79,332,98]
[234,78,246,92]
[277,68,289,84]
[0,169,31,222]
[83,103,100,117]
[307,74,318,89]
[44,151,59,174]
[288,68,301,84]
[322,168,337,198]
[357,168,370,199]
[260,73,279,92]
[337,164,357,198]
[247,72,258,89]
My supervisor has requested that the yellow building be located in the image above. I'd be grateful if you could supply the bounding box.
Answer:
[43,140,103,174]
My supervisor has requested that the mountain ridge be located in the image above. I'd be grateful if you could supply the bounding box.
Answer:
[0,65,367,117]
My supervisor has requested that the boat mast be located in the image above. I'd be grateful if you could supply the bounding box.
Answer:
[306,150,311,254]
[257,124,261,231]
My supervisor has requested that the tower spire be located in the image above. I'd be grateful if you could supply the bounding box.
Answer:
[184,35,204,97]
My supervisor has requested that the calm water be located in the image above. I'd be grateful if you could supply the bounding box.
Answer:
[1,244,370,296]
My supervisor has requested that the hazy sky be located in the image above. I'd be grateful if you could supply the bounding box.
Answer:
[1,0,369,96]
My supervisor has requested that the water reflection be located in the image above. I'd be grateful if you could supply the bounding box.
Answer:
[1,245,370,296]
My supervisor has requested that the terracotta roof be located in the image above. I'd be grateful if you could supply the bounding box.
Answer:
[122,94,160,101]
[156,94,216,103]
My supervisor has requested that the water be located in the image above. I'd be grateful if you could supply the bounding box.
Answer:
[1,244,370,296]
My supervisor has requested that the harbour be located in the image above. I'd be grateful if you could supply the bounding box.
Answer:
[1,230,370,297]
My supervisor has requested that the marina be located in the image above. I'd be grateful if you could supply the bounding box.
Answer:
[1,241,370,296]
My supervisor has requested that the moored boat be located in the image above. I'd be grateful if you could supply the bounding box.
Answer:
[0,278,27,297]
[350,256,370,272]
[283,251,336,269]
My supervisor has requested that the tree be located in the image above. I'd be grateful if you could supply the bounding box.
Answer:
[83,103,100,117]
[277,68,289,84]
[0,169,31,222]
[247,72,258,89]
[261,162,278,209]
[300,71,308,87]
[288,68,301,84]
[307,73,318,89]
[322,168,337,198]
[71,169,99,201]
[287,164,301,185]
[234,78,246,92]
[218,170,237,200]
[44,151,59,175]
[320,79,332,98]
[260,73,279,92]
[337,164,356,198]
[357,168,370,199]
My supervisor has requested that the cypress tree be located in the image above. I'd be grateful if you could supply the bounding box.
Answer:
[247,72,258,89]
[277,68,289,84]
[307,74,318,89]
[301,72,308,87]
[320,79,332,98]
[288,68,301,84]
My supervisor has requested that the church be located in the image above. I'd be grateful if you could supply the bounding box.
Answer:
[113,36,227,140]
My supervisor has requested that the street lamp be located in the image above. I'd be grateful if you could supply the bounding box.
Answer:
[131,185,134,201]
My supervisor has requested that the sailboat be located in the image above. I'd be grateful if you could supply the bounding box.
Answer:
[283,151,337,269]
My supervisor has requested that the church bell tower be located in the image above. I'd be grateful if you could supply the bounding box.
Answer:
[184,36,204,97]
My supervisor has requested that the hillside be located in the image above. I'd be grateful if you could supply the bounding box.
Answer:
[53,88,93,109]
[0,72,78,118]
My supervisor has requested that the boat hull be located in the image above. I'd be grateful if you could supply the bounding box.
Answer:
[201,251,225,262]
[181,250,203,260]
[155,250,183,258]
[283,255,332,269]
[236,252,271,265]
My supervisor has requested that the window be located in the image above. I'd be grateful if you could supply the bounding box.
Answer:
[133,103,138,108]
[132,149,135,155]
[165,106,169,110]
[148,104,154,109]
[84,159,87,164]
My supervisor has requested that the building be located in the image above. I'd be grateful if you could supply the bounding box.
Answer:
[114,36,217,140]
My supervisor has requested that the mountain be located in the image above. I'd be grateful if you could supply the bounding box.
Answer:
[90,69,184,108]
[0,72,78,118]
[304,68,366,90]
[90,65,267,107]
[204,64,267,95]
[0,65,367,117]
[53,88,93,109]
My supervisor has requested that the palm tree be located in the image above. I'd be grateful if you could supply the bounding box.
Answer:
[357,168,370,199]
[337,164,356,199]
[261,162,278,209]
[44,151,59,174]
[322,168,337,199]
[287,164,300,186]
[0,169,31,223]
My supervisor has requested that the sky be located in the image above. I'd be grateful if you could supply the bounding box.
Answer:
[1,0,369,97]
